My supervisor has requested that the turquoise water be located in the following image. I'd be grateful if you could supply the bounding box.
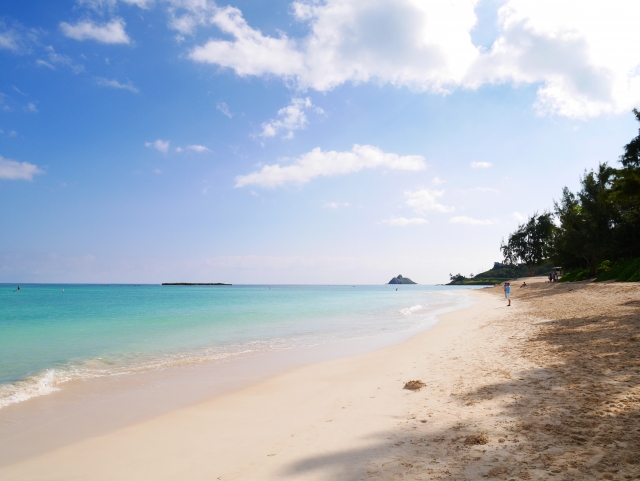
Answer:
[0,284,478,407]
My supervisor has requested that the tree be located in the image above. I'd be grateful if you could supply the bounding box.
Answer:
[501,212,554,276]
[553,164,618,275]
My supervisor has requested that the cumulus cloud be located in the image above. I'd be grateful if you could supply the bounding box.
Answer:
[260,98,318,139]
[95,77,139,92]
[185,0,640,118]
[513,211,526,222]
[0,155,44,180]
[404,189,454,214]
[380,217,428,226]
[235,144,426,188]
[60,18,130,44]
[145,139,170,152]
[189,5,304,77]
[187,144,211,153]
[471,161,492,169]
[449,216,498,226]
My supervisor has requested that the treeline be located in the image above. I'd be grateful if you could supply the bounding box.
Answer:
[501,110,640,281]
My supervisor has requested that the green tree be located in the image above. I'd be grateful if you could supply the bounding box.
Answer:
[553,164,618,275]
[501,212,554,276]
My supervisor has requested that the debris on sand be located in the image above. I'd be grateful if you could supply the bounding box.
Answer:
[464,433,489,445]
[403,380,426,391]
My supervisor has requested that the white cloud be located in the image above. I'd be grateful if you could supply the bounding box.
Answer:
[189,5,304,77]
[470,161,492,169]
[260,98,315,139]
[236,144,425,188]
[187,144,211,153]
[60,19,130,44]
[186,0,640,119]
[0,155,44,181]
[324,201,350,209]
[95,77,139,92]
[0,31,21,52]
[216,101,232,118]
[431,176,445,186]
[37,46,85,74]
[0,20,36,54]
[513,211,526,222]
[404,189,454,214]
[470,187,499,193]
[380,217,428,226]
[145,139,170,152]
[449,216,498,226]
[26,103,38,113]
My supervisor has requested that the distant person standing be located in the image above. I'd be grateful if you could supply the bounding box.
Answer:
[503,283,507,298]
[549,273,553,283]
[506,282,511,306]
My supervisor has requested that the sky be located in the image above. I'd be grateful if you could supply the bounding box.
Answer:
[1,0,639,284]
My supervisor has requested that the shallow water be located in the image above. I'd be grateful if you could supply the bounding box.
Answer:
[0,284,479,408]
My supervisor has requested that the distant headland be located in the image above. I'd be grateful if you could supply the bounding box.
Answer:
[388,275,416,285]
[161,283,232,286]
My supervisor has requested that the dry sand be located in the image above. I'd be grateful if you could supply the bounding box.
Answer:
[1,279,638,480]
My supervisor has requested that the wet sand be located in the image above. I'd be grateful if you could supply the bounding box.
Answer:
[1,279,638,480]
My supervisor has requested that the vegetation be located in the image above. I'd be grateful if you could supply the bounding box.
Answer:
[500,110,640,282]
[501,213,554,276]
[447,262,554,285]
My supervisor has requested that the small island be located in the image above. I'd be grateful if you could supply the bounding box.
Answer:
[161,283,232,286]
[388,274,416,284]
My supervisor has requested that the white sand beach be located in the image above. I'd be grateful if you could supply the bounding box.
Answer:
[1,279,638,480]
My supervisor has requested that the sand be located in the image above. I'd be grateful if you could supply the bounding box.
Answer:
[0,279,638,480]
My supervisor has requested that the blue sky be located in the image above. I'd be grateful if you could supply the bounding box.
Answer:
[1,0,639,283]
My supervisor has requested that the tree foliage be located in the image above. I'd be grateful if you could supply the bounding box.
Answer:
[501,110,640,278]
[501,213,554,276]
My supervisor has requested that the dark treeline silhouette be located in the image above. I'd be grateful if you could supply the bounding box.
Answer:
[502,110,640,279]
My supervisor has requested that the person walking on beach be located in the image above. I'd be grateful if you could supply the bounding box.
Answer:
[506,282,511,306]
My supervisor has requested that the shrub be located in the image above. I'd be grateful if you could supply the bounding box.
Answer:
[559,268,591,282]
[595,258,640,282]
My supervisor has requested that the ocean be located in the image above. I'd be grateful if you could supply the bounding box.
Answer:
[0,284,479,409]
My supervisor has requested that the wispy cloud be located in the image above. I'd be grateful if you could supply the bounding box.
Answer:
[37,46,85,73]
[25,102,38,113]
[216,102,232,118]
[324,202,350,209]
[60,18,130,44]
[0,19,37,54]
[380,217,428,226]
[187,144,211,153]
[236,145,426,188]
[145,139,169,153]
[470,161,492,169]
[513,212,526,222]
[404,189,454,214]
[449,216,498,226]
[95,77,139,92]
[0,155,44,181]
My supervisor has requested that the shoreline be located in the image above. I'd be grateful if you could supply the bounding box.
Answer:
[0,290,476,466]
[3,280,636,480]
[0,284,475,411]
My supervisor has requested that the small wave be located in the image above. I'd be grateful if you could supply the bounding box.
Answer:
[0,369,65,409]
[400,305,422,315]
